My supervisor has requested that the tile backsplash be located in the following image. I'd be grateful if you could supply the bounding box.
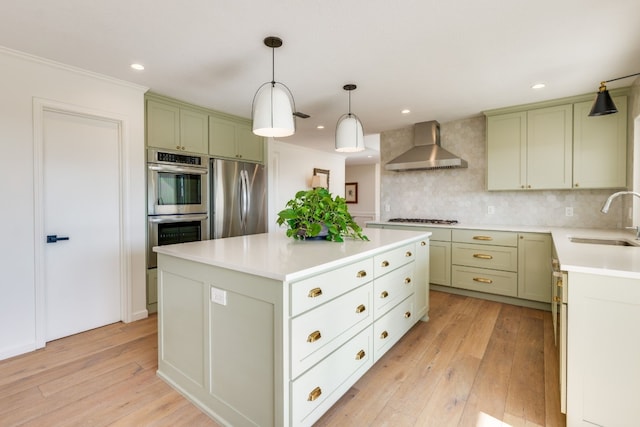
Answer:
[380,115,628,229]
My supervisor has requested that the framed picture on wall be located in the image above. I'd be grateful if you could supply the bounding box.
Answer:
[345,182,358,203]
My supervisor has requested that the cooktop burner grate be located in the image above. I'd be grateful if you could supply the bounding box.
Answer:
[388,218,459,225]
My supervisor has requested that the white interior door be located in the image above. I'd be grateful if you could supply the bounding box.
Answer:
[43,109,121,341]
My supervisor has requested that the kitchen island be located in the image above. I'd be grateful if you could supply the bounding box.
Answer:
[154,228,430,427]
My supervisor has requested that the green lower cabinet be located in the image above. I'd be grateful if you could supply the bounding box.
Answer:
[517,232,552,303]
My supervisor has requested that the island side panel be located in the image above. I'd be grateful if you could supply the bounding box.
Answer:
[157,253,286,427]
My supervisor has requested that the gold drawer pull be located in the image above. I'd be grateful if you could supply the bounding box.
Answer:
[308,287,323,298]
[473,253,493,260]
[553,296,562,302]
[381,260,389,267]
[473,235,493,241]
[380,330,388,339]
[308,386,322,401]
[355,349,366,360]
[473,277,493,284]
[356,270,367,278]
[404,277,411,284]
[556,279,563,287]
[380,290,389,299]
[421,241,427,246]
[405,251,412,257]
[307,330,322,343]
[404,311,411,318]
[355,304,366,313]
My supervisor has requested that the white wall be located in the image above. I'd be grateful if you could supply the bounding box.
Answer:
[267,139,346,232]
[0,47,147,360]
[346,163,379,227]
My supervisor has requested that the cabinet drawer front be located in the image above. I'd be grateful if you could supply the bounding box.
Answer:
[452,229,518,247]
[452,243,517,272]
[291,325,373,427]
[374,243,416,277]
[290,258,373,317]
[451,266,517,297]
[373,263,414,318]
[291,284,372,378]
[425,227,452,242]
[373,295,415,361]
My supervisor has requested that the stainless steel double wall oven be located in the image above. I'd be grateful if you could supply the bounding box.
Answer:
[147,149,209,268]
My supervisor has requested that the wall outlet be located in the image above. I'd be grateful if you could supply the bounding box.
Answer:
[565,207,574,217]
[487,206,495,215]
[211,287,227,306]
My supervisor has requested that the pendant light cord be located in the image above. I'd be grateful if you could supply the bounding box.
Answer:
[271,47,276,85]
[605,72,640,83]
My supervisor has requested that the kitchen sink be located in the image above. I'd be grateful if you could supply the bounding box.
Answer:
[569,237,640,247]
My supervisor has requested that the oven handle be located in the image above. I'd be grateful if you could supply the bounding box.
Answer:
[148,214,208,224]
[148,164,208,175]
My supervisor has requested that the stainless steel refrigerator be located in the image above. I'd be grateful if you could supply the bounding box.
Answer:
[210,158,267,239]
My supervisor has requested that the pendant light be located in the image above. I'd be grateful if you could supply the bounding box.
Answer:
[588,72,640,116]
[252,36,296,137]
[335,84,365,152]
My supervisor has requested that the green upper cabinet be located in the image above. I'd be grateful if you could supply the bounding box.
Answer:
[486,89,629,191]
[146,97,208,154]
[573,96,627,189]
[209,116,264,163]
[487,105,572,190]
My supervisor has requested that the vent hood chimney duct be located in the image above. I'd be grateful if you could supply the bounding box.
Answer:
[385,121,468,171]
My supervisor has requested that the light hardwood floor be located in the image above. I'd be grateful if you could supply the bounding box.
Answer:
[0,291,565,426]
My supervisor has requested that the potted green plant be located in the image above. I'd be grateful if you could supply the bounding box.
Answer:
[276,188,368,242]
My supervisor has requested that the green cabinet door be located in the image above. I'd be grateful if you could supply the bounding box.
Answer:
[147,99,180,151]
[209,116,265,163]
[517,232,552,302]
[487,112,526,190]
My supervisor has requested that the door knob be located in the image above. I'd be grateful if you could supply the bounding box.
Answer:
[47,235,70,243]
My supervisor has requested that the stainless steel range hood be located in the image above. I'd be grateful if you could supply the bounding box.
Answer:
[385,121,468,171]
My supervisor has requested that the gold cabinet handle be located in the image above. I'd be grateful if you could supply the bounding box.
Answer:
[553,296,562,302]
[404,277,411,284]
[404,311,411,318]
[405,251,412,257]
[473,253,493,260]
[473,277,493,284]
[356,270,367,278]
[556,279,563,288]
[307,330,322,343]
[308,287,323,298]
[473,236,493,241]
[355,304,366,313]
[355,349,366,360]
[176,145,181,150]
[380,330,388,339]
[381,260,389,267]
[380,290,389,299]
[420,241,427,246]
[308,386,322,401]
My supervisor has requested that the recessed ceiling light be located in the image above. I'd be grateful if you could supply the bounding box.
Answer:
[401,109,411,114]
[130,63,145,71]
[316,125,325,129]
[531,83,546,89]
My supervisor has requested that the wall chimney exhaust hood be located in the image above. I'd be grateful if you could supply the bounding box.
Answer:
[385,121,468,171]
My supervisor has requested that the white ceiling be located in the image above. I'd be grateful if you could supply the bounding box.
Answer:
[1,0,639,165]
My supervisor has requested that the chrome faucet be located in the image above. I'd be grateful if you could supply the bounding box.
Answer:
[600,191,640,239]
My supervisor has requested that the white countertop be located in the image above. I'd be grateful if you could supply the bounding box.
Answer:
[153,228,431,282]
[368,221,640,279]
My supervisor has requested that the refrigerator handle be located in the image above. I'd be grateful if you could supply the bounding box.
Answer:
[243,169,251,227]
[239,169,248,230]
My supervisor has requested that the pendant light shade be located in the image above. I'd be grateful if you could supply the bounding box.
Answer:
[588,72,640,117]
[252,82,295,137]
[252,36,296,137]
[588,82,617,116]
[335,84,365,153]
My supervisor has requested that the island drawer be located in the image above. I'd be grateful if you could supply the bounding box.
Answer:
[373,263,414,319]
[290,258,373,317]
[451,265,517,297]
[452,229,518,247]
[291,325,373,426]
[452,243,517,272]
[290,283,372,379]
[373,242,415,277]
[373,295,415,361]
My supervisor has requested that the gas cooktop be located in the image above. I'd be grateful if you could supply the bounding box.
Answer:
[388,218,459,225]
